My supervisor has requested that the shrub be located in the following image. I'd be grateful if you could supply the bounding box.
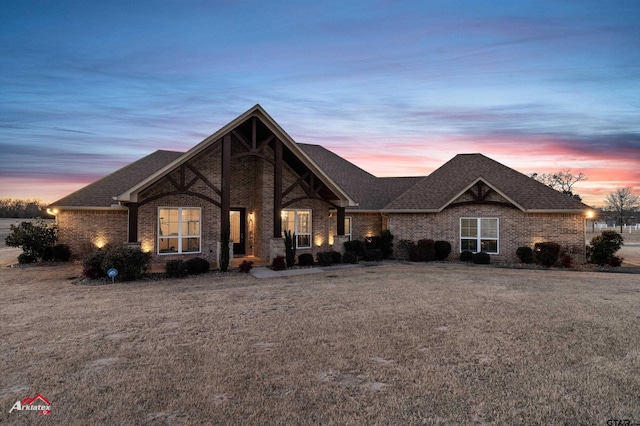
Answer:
[51,244,72,261]
[416,239,436,262]
[343,252,358,264]
[238,260,254,273]
[298,253,314,267]
[5,219,58,260]
[560,254,573,268]
[516,246,534,264]
[331,251,342,265]
[165,260,189,278]
[434,241,452,261]
[396,239,415,261]
[472,251,491,264]
[588,230,624,266]
[363,248,383,261]
[373,230,394,259]
[185,257,210,275]
[317,251,335,267]
[284,230,296,268]
[100,246,151,281]
[343,240,366,258]
[460,250,473,262]
[272,255,287,271]
[608,256,623,267]
[83,249,107,279]
[534,242,561,267]
[18,252,38,264]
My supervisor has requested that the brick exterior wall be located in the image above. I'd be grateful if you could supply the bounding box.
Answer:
[56,209,128,257]
[388,204,586,263]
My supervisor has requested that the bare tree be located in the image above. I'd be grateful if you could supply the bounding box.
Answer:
[604,187,639,232]
[529,169,587,200]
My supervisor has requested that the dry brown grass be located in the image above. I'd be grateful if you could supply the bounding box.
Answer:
[1,261,639,425]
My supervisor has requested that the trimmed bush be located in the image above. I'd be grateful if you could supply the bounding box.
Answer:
[83,249,107,279]
[434,240,452,261]
[472,251,491,264]
[534,242,561,267]
[343,240,366,258]
[560,254,573,268]
[298,253,314,267]
[363,248,383,261]
[416,239,436,262]
[50,244,72,261]
[343,252,358,264]
[396,239,415,261]
[272,255,287,271]
[377,230,394,259]
[460,250,473,262]
[166,260,189,278]
[516,246,534,264]
[238,260,254,273]
[18,252,38,264]
[331,251,342,265]
[588,230,624,266]
[608,256,623,267]
[317,251,335,267]
[100,246,151,281]
[185,257,210,275]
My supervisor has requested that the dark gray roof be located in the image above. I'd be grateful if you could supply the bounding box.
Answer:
[384,153,588,211]
[50,150,183,208]
[298,143,422,209]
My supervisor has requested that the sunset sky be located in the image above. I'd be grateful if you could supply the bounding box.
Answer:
[1,1,639,207]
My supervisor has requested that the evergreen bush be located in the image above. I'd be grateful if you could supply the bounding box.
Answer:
[434,240,452,261]
[185,257,210,275]
[534,242,561,267]
[588,230,624,266]
[271,255,287,271]
[342,252,358,264]
[166,260,189,278]
[516,246,534,264]
[472,251,491,264]
[460,250,473,262]
[417,239,436,262]
[298,253,314,266]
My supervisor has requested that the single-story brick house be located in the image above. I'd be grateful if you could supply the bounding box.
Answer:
[49,104,590,265]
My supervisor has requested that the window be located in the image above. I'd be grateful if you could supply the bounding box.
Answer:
[281,209,312,248]
[344,216,352,241]
[158,207,201,254]
[460,218,498,254]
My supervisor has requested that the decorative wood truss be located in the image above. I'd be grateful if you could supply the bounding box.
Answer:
[448,180,517,209]
[127,116,347,242]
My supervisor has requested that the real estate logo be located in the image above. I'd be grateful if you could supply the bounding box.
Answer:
[9,393,51,415]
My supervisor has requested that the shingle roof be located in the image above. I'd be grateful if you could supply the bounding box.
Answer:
[298,143,422,209]
[383,153,588,211]
[50,150,183,208]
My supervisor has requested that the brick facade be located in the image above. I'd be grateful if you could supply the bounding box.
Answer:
[388,205,586,263]
[56,209,128,257]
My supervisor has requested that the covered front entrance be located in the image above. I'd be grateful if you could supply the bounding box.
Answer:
[230,208,246,255]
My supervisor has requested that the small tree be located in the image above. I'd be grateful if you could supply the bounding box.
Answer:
[219,225,230,272]
[284,230,296,268]
[530,169,586,200]
[604,187,639,233]
[588,230,624,266]
[5,220,57,260]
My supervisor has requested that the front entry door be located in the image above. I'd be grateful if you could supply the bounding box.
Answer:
[229,209,246,255]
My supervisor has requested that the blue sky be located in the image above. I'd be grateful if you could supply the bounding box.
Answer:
[1,0,639,206]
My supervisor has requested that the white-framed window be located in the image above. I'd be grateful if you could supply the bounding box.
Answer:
[281,209,312,248]
[344,216,352,241]
[460,218,499,254]
[158,207,201,254]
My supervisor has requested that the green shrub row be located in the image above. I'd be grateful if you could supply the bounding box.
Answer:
[165,257,210,278]
[83,245,151,281]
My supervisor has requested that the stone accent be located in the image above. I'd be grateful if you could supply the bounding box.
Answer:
[269,237,286,260]
[333,235,350,254]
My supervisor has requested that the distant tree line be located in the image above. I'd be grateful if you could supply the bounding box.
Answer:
[0,198,50,218]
